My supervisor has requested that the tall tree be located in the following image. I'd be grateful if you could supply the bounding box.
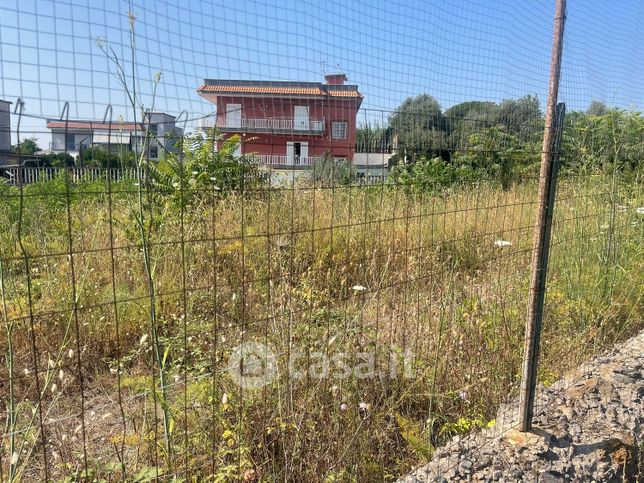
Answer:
[12,137,40,155]
[389,94,449,161]
[496,95,542,140]
[586,101,608,116]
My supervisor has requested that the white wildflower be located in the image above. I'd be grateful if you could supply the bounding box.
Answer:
[274,237,289,248]
[494,240,512,248]
[352,285,366,292]
[59,369,64,381]
[68,348,74,359]
[51,383,57,393]
[139,333,148,346]
[340,403,348,411]
[221,393,229,405]
[48,358,56,369]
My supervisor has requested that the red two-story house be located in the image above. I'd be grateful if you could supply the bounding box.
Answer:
[197,74,362,168]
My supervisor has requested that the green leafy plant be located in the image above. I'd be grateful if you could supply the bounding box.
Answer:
[311,152,356,186]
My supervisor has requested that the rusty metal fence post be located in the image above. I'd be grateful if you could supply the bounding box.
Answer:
[519,0,567,432]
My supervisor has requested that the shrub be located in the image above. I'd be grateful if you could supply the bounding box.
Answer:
[311,153,355,186]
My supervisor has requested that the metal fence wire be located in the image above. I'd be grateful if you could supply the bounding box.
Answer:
[0,0,642,481]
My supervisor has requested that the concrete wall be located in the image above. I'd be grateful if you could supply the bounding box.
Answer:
[352,152,391,167]
[148,112,182,154]
[0,100,11,166]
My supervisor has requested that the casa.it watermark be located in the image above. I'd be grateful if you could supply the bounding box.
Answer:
[227,341,415,389]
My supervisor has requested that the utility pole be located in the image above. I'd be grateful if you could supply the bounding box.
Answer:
[519,0,567,432]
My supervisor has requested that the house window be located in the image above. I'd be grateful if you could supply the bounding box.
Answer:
[149,146,158,159]
[332,122,347,140]
[65,133,76,151]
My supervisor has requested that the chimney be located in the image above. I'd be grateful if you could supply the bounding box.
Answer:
[324,73,347,85]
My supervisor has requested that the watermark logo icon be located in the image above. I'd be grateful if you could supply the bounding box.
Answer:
[227,342,278,389]
[228,341,415,389]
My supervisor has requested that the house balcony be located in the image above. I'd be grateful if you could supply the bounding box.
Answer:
[252,154,321,168]
[210,116,325,134]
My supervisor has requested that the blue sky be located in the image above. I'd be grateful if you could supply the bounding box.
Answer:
[1,0,643,146]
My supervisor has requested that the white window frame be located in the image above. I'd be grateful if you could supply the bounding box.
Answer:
[294,106,310,130]
[226,103,242,128]
[331,121,347,140]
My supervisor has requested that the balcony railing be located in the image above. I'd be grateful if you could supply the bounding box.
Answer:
[215,116,325,133]
[252,154,321,167]
[1,167,139,185]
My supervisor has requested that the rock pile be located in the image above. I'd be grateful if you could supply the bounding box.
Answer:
[398,330,643,482]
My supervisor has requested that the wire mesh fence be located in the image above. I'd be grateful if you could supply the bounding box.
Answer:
[0,0,642,481]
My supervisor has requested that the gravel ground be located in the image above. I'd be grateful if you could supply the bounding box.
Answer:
[398,330,644,482]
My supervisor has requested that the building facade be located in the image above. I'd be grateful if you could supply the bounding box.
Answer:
[197,74,362,168]
[0,99,11,166]
[46,112,181,160]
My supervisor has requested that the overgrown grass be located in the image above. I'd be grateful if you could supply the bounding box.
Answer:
[0,173,642,481]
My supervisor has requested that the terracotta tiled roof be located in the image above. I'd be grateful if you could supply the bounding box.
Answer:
[327,90,362,98]
[197,80,362,99]
[46,120,145,131]
[198,85,325,96]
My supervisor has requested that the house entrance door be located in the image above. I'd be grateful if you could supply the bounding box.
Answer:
[287,141,308,165]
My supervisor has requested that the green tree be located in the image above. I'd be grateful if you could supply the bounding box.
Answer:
[39,152,76,167]
[12,137,40,155]
[311,153,355,186]
[150,130,266,205]
[586,101,608,116]
[496,95,542,140]
[456,126,537,190]
[79,146,136,168]
[389,94,449,161]
[356,123,393,153]
[444,101,497,126]
[562,108,644,172]
[445,101,499,149]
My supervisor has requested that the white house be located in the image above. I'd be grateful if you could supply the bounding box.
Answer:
[46,112,182,160]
